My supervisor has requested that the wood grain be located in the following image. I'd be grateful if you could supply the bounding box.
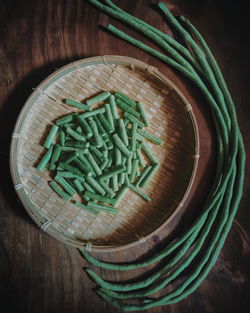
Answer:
[0,0,249,312]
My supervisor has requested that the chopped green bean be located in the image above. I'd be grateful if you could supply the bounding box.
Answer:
[99,165,126,180]
[126,154,132,174]
[136,148,146,168]
[86,176,106,196]
[115,91,137,108]
[100,158,109,171]
[84,191,116,205]
[141,142,158,163]
[62,152,78,164]
[65,99,92,111]
[89,144,104,160]
[65,140,90,149]
[79,107,105,119]
[109,95,119,121]
[139,163,159,188]
[86,152,103,176]
[114,185,129,206]
[54,175,77,196]
[105,103,115,131]
[73,179,85,192]
[98,180,116,197]
[59,130,66,146]
[118,118,129,146]
[130,159,139,183]
[136,165,152,187]
[131,122,137,152]
[137,102,150,127]
[44,125,59,149]
[78,154,96,174]
[137,129,163,145]
[99,113,114,134]
[56,113,76,126]
[48,181,72,201]
[116,98,140,118]
[87,202,118,214]
[73,159,93,176]
[66,127,86,142]
[88,117,103,148]
[129,184,151,202]
[58,162,84,176]
[82,181,96,193]
[75,201,99,214]
[75,115,93,138]
[37,144,54,171]
[56,170,85,182]
[112,134,132,157]
[86,91,111,105]
[124,112,145,128]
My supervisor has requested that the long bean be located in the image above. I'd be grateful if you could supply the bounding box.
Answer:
[83,1,245,311]
[104,0,203,73]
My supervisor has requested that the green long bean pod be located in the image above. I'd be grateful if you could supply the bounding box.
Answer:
[98,160,241,308]
[106,24,229,150]
[88,0,197,76]
[83,2,245,310]
[85,183,225,292]
[104,0,203,73]
[158,2,231,132]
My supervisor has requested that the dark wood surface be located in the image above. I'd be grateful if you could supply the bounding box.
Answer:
[0,0,249,312]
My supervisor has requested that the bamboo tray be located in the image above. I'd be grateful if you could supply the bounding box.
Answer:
[10,55,199,252]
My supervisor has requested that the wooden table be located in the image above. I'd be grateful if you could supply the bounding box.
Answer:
[0,1,249,312]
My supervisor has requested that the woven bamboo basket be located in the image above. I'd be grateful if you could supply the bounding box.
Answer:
[10,55,199,252]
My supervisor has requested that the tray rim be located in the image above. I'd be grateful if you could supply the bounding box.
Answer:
[9,55,200,252]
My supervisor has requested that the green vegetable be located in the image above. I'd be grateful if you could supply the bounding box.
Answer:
[37,144,54,171]
[124,112,145,128]
[49,181,72,201]
[115,98,140,118]
[87,201,118,214]
[43,125,59,149]
[54,175,77,196]
[137,102,150,127]
[65,99,92,111]
[115,91,137,108]
[38,78,162,218]
[79,0,245,311]
[88,117,103,148]
[137,129,163,145]
[86,91,111,105]
[112,134,132,157]
[84,191,116,205]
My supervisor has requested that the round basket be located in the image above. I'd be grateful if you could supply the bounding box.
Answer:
[10,55,199,252]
